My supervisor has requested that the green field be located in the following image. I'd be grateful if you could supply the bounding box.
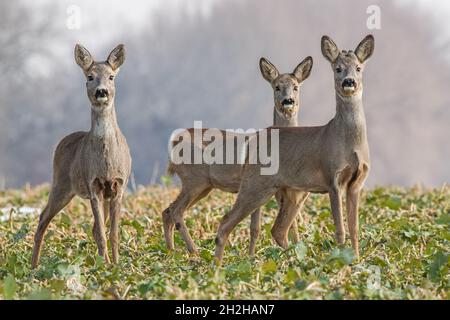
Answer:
[0,183,448,299]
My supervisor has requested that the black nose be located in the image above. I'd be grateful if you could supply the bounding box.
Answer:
[95,89,108,98]
[342,78,356,87]
[282,98,294,105]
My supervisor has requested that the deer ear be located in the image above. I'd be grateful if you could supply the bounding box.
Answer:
[259,57,279,83]
[355,35,374,63]
[107,44,126,70]
[321,36,340,63]
[74,44,93,71]
[293,56,313,82]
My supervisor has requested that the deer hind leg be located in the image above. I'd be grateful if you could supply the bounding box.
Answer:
[249,208,261,256]
[31,184,74,268]
[103,199,110,225]
[214,184,277,265]
[170,185,211,254]
[162,204,176,251]
[90,180,110,263]
[162,183,209,252]
[109,181,124,264]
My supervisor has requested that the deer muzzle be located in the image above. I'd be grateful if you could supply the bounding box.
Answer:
[281,98,295,109]
[342,78,357,92]
[95,88,109,103]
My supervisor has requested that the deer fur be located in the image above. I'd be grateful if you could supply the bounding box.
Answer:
[163,56,313,255]
[31,44,132,268]
[213,35,374,265]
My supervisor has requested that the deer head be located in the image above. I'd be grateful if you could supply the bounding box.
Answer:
[321,35,374,98]
[260,56,313,120]
[74,44,126,111]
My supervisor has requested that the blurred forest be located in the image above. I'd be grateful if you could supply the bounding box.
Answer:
[0,0,449,188]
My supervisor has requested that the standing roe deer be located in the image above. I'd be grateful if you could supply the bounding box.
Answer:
[163,56,313,255]
[213,35,374,265]
[31,44,132,268]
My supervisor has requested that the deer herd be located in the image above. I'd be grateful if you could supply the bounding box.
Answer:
[31,34,374,268]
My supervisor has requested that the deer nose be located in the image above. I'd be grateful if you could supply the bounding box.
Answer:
[95,88,109,98]
[342,78,356,88]
[281,98,294,106]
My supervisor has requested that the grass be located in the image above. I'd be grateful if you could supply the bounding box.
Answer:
[0,183,448,299]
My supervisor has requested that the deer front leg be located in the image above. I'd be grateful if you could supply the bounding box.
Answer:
[287,192,309,243]
[346,162,369,259]
[276,190,299,243]
[271,190,308,248]
[90,185,110,263]
[271,199,297,249]
[346,187,360,257]
[214,185,277,265]
[109,184,124,264]
[329,187,345,245]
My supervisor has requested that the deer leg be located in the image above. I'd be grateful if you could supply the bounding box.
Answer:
[90,186,110,263]
[271,190,307,248]
[346,162,369,259]
[278,189,300,244]
[346,187,360,258]
[162,186,210,252]
[249,208,261,256]
[288,191,309,243]
[276,190,299,243]
[162,205,176,251]
[214,185,277,265]
[31,185,74,268]
[329,187,345,245]
[271,198,297,249]
[171,186,210,254]
[109,185,124,264]
[289,218,300,243]
[103,199,110,225]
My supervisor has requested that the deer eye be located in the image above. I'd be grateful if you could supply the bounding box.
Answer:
[275,86,280,91]
[109,75,114,80]
[87,75,94,81]
[356,67,361,72]
[336,67,342,73]
[294,86,299,91]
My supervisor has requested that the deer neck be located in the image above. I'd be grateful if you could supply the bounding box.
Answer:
[89,103,120,140]
[273,107,298,127]
[333,91,367,146]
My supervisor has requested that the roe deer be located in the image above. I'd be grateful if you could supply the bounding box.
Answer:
[163,56,313,255]
[31,44,132,268]
[213,35,374,265]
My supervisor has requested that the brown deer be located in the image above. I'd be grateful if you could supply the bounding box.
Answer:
[163,56,313,255]
[213,35,374,265]
[31,44,132,268]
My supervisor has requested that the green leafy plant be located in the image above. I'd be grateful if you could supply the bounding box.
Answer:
[0,184,448,299]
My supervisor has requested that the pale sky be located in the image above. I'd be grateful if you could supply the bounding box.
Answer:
[31,0,450,46]
[26,0,450,75]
